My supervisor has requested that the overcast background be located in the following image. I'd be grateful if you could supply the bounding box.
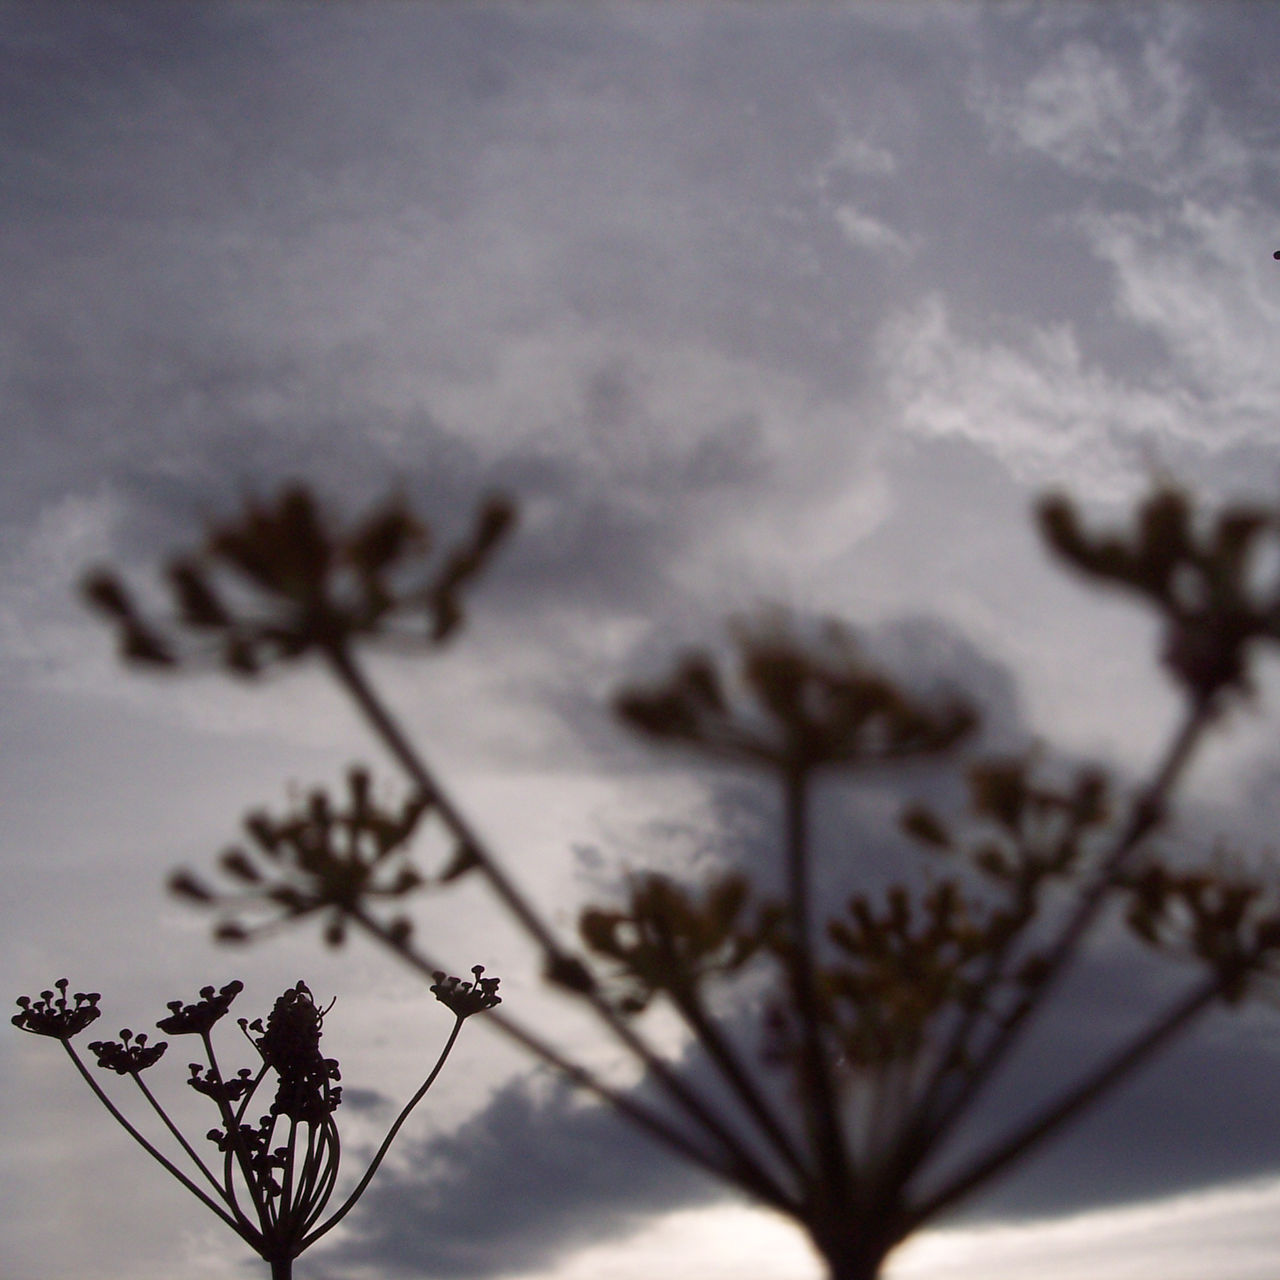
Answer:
[6,4,1280,1280]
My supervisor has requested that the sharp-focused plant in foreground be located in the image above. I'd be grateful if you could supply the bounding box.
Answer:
[13,970,499,1280]
[73,481,1280,1280]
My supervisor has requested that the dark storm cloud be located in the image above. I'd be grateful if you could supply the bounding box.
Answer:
[323,1069,722,1279]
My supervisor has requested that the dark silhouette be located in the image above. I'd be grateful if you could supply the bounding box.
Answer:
[75,481,1280,1280]
[13,972,499,1279]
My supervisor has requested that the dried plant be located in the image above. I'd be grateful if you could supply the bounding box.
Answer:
[13,973,498,1280]
[78,481,1280,1280]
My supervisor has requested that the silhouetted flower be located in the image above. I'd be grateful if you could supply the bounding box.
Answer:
[615,611,975,770]
[170,769,432,947]
[241,982,342,1121]
[431,966,502,1018]
[17,971,478,1280]
[1039,486,1280,704]
[12,979,101,1040]
[580,873,767,1013]
[82,487,515,674]
[89,1029,168,1075]
[156,981,244,1035]
[188,1062,255,1102]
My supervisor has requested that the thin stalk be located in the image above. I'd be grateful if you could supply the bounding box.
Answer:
[348,904,801,1214]
[224,1063,273,1234]
[302,1014,464,1247]
[203,1030,273,1230]
[671,988,810,1189]
[303,1119,341,1234]
[904,698,1212,1167]
[889,892,1037,1179]
[907,970,1226,1228]
[783,762,852,1206]
[328,645,796,1208]
[130,1071,230,1202]
[276,1116,299,1237]
[60,1041,249,1238]
[324,642,564,957]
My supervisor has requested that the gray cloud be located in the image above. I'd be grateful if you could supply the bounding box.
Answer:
[324,1069,722,1279]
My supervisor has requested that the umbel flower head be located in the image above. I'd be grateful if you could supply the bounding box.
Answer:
[157,980,245,1035]
[241,981,343,1121]
[89,1028,168,1075]
[14,973,492,1280]
[170,769,435,948]
[431,966,502,1019]
[615,611,975,770]
[12,979,101,1040]
[1038,485,1280,705]
[81,486,515,673]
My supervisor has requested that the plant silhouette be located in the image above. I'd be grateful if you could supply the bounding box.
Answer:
[79,482,1280,1280]
[13,971,499,1280]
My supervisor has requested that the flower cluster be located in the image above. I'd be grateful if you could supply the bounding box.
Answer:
[1038,486,1280,704]
[242,982,342,1121]
[615,612,975,770]
[88,1028,168,1075]
[430,966,502,1019]
[82,486,515,673]
[1123,859,1280,1002]
[579,873,768,1014]
[187,1062,256,1103]
[170,770,435,947]
[157,980,245,1035]
[12,979,101,1040]
[16,968,492,1280]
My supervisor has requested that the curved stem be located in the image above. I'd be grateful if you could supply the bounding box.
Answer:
[300,1116,341,1235]
[60,1041,250,1240]
[302,1015,464,1247]
[327,645,797,1210]
[131,1072,230,1202]
[348,905,800,1213]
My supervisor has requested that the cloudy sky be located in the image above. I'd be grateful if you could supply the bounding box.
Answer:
[6,3,1280,1279]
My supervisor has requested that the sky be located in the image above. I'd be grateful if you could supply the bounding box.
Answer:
[6,2,1280,1279]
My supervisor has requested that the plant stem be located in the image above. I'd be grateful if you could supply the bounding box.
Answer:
[348,905,802,1213]
[60,1041,250,1239]
[131,1072,229,1201]
[303,1015,464,1247]
[783,763,851,1209]
[907,970,1226,1228]
[903,697,1213,1167]
[327,644,798,1209]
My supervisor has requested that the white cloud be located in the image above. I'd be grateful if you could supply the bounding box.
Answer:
[979,39,1187,179]
[876,294,1190,496]
[833,204,913,256]
[0,488,124,683]
[891,1177,1280,1280]
[819,130,898,181]
[970,18,1250,198]
[1084,200,1280,426]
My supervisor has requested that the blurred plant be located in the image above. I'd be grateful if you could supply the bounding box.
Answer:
[13,973,498,1280]
[81,481,1280,1280]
